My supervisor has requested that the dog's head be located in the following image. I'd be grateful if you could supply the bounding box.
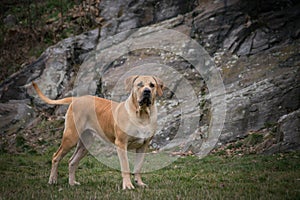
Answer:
[125,75,164,107]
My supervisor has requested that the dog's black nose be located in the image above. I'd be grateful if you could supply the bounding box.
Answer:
[143,88,151,95]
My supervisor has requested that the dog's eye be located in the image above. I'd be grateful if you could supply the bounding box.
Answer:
[149,83,155,88]
[137,82,144,87]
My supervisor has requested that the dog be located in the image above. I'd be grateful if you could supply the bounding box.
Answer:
[32,75,164,190]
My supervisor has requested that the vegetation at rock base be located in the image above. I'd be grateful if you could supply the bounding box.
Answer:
[0,151,299,199]
[0,0,101,82]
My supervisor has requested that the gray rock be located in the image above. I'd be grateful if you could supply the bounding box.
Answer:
[0,99,34,134]
[265,109,300,154]
[278,109,300,147]
[192,0,300,56]
[221,69,300,142]
[99,0,196,40]
[3,14,17,26]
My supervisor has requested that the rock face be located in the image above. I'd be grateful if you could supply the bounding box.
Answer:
[219,44,300,143]
[192,0,300,56]
[0,29,99,151]
[278,109,300,150]
[99,0,196,40]
[0,0,299,154]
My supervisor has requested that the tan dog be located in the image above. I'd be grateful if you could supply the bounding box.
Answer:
[32,75,164,189]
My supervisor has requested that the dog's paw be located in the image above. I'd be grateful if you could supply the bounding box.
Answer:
[69,181,81,186]
[135,179,148,188]
[122,179,135,190]
[138,182,148,188]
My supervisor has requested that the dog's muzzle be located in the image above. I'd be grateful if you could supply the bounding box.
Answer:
[139,88,152,106]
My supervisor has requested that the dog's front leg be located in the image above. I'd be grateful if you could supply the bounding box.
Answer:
[115,139,135,190]
[134,142,149,188]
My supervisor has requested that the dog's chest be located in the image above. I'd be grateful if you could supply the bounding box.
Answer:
[127,126,152,149]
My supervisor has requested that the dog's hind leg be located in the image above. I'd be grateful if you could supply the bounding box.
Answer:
[68,139,88,186]
[48,128,78,184]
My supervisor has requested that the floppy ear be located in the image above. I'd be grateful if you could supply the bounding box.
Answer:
[125,75,139,92]
[153,76,164,97]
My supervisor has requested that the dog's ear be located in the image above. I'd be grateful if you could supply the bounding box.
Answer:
[125,75,139,92]
[152,76,164,97]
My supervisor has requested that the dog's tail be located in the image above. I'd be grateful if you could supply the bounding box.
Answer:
[32,82,73,105]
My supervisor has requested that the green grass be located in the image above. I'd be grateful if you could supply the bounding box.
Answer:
[0,152,299,200]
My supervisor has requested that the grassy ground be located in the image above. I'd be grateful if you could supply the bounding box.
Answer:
[0,151,299,200]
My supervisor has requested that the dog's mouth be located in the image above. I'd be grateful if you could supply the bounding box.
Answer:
[138,95,152,107]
